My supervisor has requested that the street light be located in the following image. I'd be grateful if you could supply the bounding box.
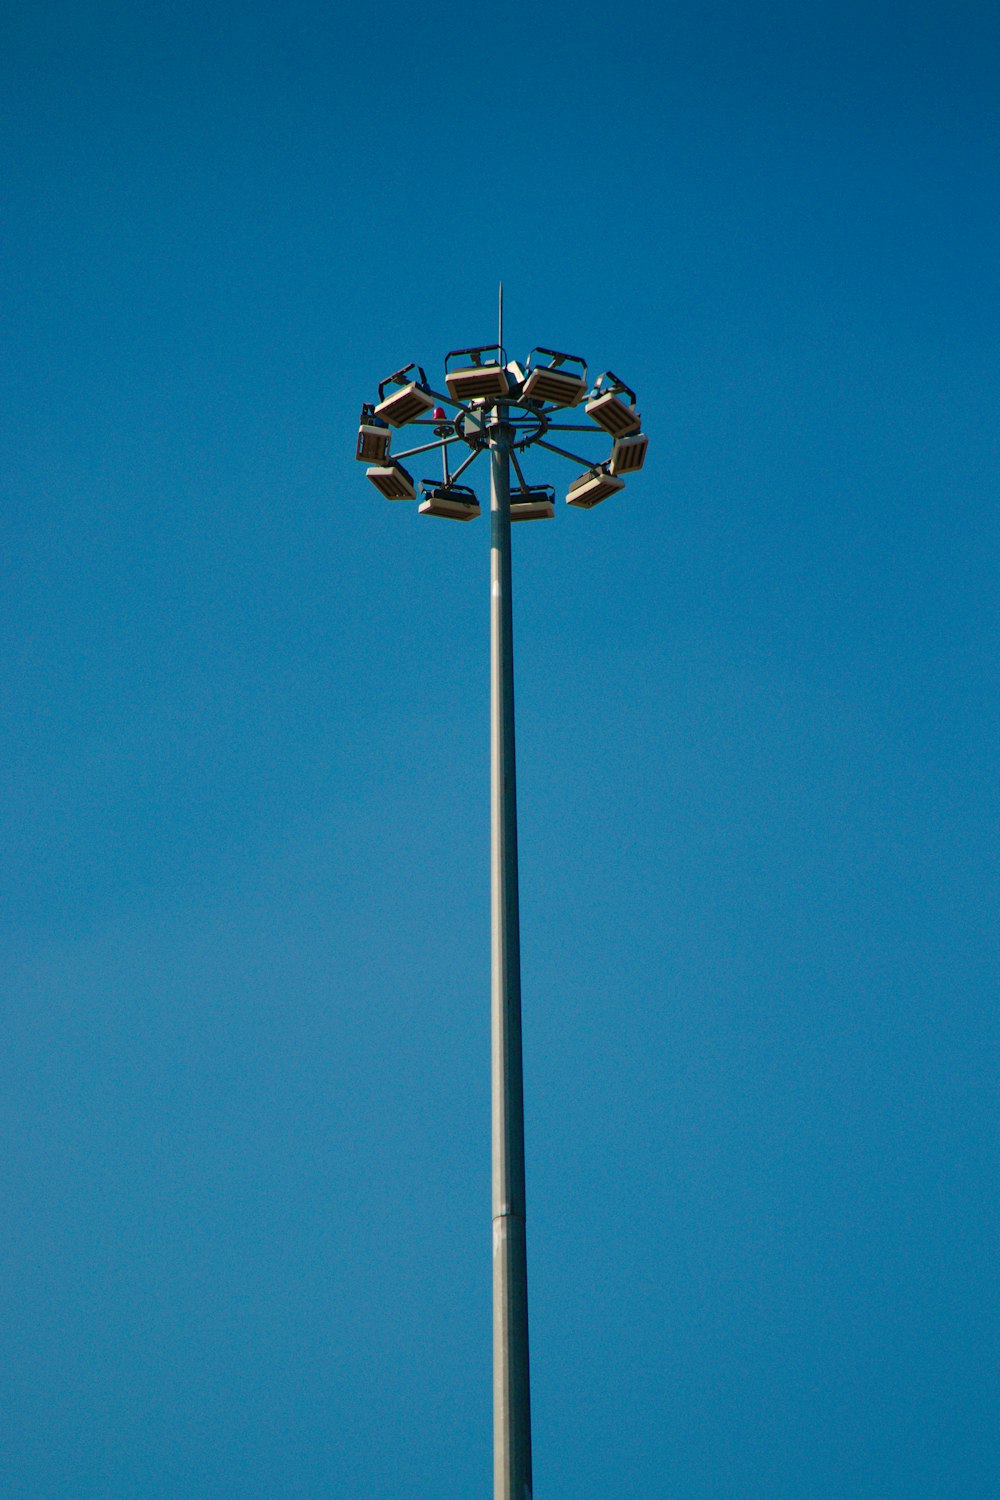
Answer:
[357,296,648,1500]
[445,345,513,402]
[566,464,626,508]
[374,364,437,427]
[355,403,392,463]
[510,484,556,522]
[521,347,589,408]
[364,461,416,500]
[419,480,481,521]
[609,431,649,475]
[585,369,642,436]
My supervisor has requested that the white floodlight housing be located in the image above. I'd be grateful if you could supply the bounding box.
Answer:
[521,347,588,408]
[447,366,510,401]
[566,466,625,509]
[357,423,391,462]
[366,462,416,500]
[585,370,641,436]
[374,364,436,428]
[356,404,391,462]
[375,384,435,427]
[445,344,511,402]
[609,432,648,474]
[419,483,481,521]
[510,485,555,522]
[586,391,641,435]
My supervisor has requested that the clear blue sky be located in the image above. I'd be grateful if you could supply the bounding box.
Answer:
[3,2,997,1496]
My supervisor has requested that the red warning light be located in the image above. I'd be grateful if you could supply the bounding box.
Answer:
[433,407,447,420]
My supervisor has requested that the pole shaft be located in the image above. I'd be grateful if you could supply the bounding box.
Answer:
[490,415,533,1500]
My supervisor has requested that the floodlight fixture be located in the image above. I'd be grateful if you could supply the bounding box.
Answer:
[375,364,437,428]
[355,297,648,1500]
[445,345,511,402]
[510,485,555,521]
[566,465,625,509]
[585,370,641,436]
[419,482,481,521]
[609,431,648,475]
[521,347,588,408]
[356,403,392,462]
[365,461,416,500]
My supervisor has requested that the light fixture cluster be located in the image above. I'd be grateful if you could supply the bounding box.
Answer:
[355,346,648,521]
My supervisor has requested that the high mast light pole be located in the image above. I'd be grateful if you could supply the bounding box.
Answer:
[355,296,648,1500]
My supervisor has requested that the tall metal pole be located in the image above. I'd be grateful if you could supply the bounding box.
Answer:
[359,320,644,1499]
[490,400,533,1500]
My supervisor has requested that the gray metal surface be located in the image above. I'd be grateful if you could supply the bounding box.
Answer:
[490,413,533,1500]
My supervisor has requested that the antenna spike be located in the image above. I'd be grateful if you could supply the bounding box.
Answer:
[498,281,504,351]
